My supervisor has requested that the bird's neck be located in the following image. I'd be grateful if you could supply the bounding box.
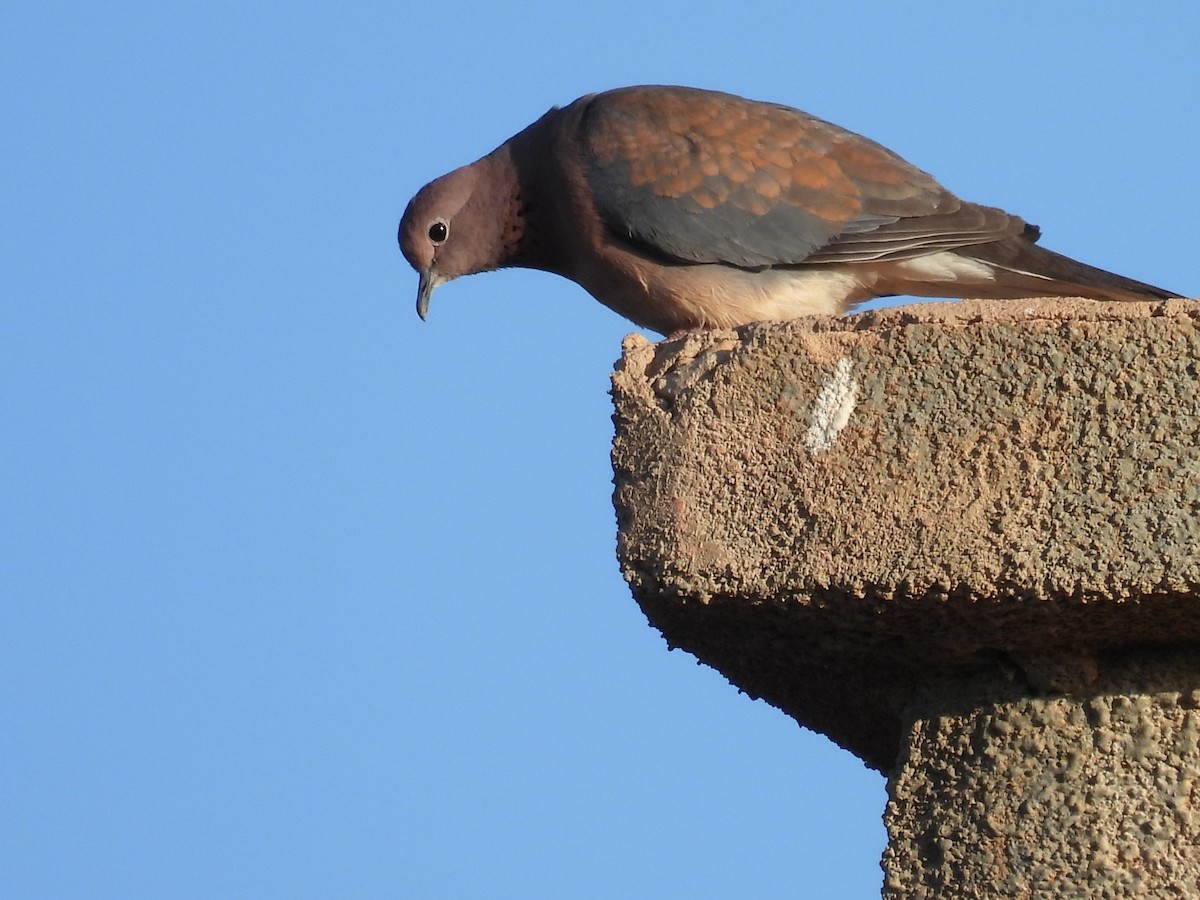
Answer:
[485,110,573,276]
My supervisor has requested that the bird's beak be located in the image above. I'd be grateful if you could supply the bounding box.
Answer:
[416,268,438,321]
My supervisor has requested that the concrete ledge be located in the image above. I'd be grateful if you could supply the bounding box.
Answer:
[612,298,1200,769]
[611,299,1200,891]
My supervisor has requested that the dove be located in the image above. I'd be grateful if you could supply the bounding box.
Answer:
[399,85,1180,337]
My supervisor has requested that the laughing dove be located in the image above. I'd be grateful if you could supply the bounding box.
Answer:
[399,85,1179,336]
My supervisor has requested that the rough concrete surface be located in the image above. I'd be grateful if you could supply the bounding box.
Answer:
[610,298,1200,895]
[883,649,1200,897]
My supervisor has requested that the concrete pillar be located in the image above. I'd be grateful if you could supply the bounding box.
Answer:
[883,650,1200,897]
[610,299,1200,896]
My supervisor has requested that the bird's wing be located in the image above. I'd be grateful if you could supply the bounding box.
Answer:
[579,86,1026,268]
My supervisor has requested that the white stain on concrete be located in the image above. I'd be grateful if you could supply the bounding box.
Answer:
[804,357,859,453]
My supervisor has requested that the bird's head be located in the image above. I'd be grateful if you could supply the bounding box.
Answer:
[401,156,520,321]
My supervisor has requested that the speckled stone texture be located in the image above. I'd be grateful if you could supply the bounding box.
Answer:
[883,650,1200,897]
[610,299,1200,895]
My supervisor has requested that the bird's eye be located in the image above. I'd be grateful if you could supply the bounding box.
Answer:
[428,220,449,244]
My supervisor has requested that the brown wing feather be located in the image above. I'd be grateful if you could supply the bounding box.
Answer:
[805,201,1030,264]
[580,85,965,267]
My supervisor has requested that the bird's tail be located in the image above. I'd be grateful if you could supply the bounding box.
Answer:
[962,236,1181,303]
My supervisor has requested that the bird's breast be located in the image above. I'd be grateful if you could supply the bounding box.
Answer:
[574,248,876,333]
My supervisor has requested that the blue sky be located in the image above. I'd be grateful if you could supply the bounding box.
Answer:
[4,3,1196,897]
